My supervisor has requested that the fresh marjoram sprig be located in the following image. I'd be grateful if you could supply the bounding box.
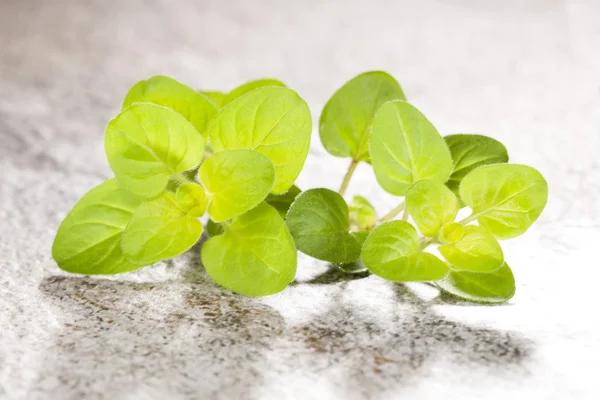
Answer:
[52,72,548,303]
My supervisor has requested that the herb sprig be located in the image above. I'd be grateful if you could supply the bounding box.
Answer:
[53,73,548,302]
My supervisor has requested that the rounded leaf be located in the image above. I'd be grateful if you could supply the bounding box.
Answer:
[437,263,516,303]
[319,71,406,162]
[199,149,275,222]
[286,189,362,263]
[105,103,204,198]
[349,195,377,231]
[224,78,286,105]
[123,75,217,137]
[201,203,297,296]
[121,184,206,264]
[52,179,147,275]
[265,185,301,218]
[445,134,509,201]
[438,225,504,273]
[361,221,449,282]
[459,164,548,239]
[208,86,312,194]
[406,179,458,237]
[370,101,452,196]
[439,222,465,244]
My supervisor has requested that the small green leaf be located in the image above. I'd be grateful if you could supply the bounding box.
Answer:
[123,75,217,137]
[445,134,509,200]
[121,183,206,264]
[205,219,224,237]
[336,231,370,273]
[199,149,275,222]
[265,185,301,218]
[438,222,465,244]
[319,71,406,162]
[52,179,147,274]
[286,188,362,263]
[437,263,516,303]
[201,203,296,296]
[361,221,449,282]
[224,78,285,105]
[460,164,548,239]
[438,225,504,273]
[105,103,204,198]
[201,91,227,109]
[370,101,453,196]
[406,179,458,237]
[208,86,312,194]
[349,195,377,231]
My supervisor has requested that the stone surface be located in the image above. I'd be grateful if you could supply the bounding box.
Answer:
[1,0,599,399]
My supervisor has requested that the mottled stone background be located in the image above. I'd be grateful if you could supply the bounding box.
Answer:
[1,0,599,399]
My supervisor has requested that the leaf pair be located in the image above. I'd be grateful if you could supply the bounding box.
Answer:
[201,78,286,109]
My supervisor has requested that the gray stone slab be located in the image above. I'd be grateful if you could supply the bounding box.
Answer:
[1,0,599,399]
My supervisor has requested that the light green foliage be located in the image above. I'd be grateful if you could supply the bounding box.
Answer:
[437,263,516,303]
[201,203,296,296]
[123,75,217,137]
[349,195,377,231]
[121,184,206,264]
[199,149,275,222]
[406,179,458,237]
[201,91,227,109]
[438,225,504,273]
[438,222,465,244]
[208,86,312,194]
[105,103,204,198]
[286,189,362,263]
[370,101,453,196]
[319,71,405,162]
[224,78,286,105]
[445,134,509,200]
[265,185,301,218]
[361,221,449,282]
[460,164,548,239]
[52,179,146,274]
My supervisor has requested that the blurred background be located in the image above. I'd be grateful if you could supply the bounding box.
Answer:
[1,1,600,399]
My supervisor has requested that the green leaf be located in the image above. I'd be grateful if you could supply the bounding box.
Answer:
[52,179,147,274]
[370,101,453,196]
[437,263,516,303]
[121,183,206,264]
[459,164,548,239]
[265,185,301,218]
[335,231,370,274]
[286,188,362,263]
[349,195,377,231]
[224,78,285,105]
[123,75,217,138]
[199,149,275,222]
[205,219,224,237]
[201,203,296,296]
[208,86,312,194]
[438,225,504,273]
[319,71,406,162]
[406,179,458,237]
[445,134,509,201]
[438,222,465,244]
[361,221,449,282]
[201,91,227,109]
[105,103,204,198]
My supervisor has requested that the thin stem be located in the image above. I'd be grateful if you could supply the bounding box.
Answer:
[401,207,409,221]
[379,202,405,223]
[458,213,477,225]
[419,237,436,250]
[338,159,359,196]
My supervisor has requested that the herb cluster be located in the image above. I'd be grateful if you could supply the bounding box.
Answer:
[52,72,548,303]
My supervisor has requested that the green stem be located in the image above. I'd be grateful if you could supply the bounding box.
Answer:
[419,237,436,250]
[338,159,359,196]
[401,207,409,221]
[458,213,477,225]
[379,202,405,223]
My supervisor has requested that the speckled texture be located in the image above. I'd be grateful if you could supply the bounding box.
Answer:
[1,1,599,399]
